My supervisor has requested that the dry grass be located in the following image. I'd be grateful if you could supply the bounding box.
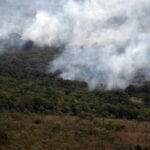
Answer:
[0,113,150,150]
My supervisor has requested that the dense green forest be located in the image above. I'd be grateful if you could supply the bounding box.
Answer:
[0,48,150,120]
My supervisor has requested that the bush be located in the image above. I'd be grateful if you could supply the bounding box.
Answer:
[0,114,13,144]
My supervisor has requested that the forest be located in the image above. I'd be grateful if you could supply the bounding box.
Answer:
[0,48,150,119]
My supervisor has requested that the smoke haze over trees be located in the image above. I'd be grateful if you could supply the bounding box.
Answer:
[1,0,150,89]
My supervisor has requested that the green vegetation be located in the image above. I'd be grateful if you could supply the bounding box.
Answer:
[0,48,150,149]
[0,48,150,120]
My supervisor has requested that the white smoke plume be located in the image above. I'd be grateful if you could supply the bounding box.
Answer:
[1,0,150,89]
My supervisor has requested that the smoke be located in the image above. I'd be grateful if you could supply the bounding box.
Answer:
[1,0,150,89]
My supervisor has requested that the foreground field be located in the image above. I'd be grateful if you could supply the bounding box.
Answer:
[0,113,150,150]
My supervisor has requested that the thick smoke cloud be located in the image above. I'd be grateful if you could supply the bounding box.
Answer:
[1,0,150,89]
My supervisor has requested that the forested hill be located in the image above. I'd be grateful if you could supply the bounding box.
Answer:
[0,48,150,120]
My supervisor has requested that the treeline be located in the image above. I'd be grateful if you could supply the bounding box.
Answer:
[0,49,150,120]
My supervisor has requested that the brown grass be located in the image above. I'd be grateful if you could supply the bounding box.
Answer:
[0,113,150,150]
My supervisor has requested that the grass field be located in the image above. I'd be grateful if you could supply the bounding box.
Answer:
[0,113,150,150]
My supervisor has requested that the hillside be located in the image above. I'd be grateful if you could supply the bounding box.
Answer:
[0,49,150,149]
[1,0,150,149]
[0,48,150,119]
